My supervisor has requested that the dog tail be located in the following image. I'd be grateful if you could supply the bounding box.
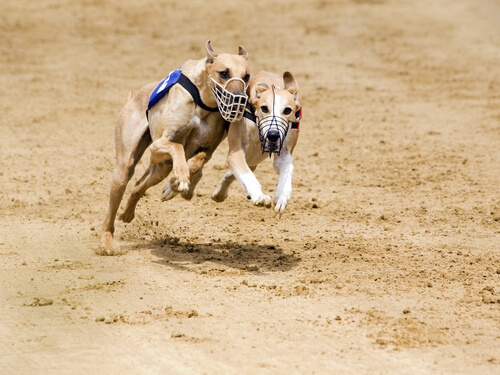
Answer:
[126,88,133,102]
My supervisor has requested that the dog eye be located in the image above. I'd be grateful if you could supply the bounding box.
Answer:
[219,70,230,79]
[261,106,269,114]
[243,74,250,82]
[283,107,292,115]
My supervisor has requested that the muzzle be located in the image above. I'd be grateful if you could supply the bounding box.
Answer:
[210,76,248,122]
[257,115,290,155]
[256,85,291,155]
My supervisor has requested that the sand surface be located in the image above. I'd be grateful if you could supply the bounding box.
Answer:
[1,0,500,373]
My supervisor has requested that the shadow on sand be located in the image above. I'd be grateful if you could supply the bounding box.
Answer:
[136,234,301,273]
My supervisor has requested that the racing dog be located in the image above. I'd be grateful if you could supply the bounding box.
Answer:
[212,70,302,217]
[101,41,266,252]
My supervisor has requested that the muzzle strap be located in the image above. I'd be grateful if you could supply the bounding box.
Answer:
[244,104,302,130]
[243,101,257,123]
[291,107,302,130]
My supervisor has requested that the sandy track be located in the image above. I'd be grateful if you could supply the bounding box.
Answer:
[1,0,500,373]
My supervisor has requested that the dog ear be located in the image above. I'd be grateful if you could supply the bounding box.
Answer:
[283,71,299,100]
[206,40,218,64]
[255,83,269,99]
[238,45,248,59]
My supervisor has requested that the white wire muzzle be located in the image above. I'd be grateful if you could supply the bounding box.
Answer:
[257,115,290,155]
[256,85,291,155]
[209,76,248,122]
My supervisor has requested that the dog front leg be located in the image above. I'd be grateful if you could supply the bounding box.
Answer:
[150,138,189,194]
[226,121,271,207]
[229,151,270,206]
[120,161,172,222]
[273,151,294,217]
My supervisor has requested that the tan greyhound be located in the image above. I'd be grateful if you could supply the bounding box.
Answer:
[101,41,269,253]
[212,70,301,217]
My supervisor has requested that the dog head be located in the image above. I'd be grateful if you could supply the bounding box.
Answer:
[251,71,300,154]
[205,40,250,122]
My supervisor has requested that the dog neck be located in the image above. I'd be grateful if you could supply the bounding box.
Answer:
[200,71,219,109]
[180,59,219,110]
[194,61,219,109]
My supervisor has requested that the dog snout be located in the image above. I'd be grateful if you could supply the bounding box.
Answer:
[225,80,246,96]
[267,130,280,143]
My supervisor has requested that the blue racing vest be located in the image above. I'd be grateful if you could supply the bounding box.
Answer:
[147,69,182,112]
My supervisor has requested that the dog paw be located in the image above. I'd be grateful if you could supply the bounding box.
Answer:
[164,177,190,200]
[161,184,178,202]
[274,197,289,218]
[252,194,272,208]
[98,232,121,256]
[211,188,228,202]
[118,210,134,223]
[177,181,189,193]
[181,189,194,200]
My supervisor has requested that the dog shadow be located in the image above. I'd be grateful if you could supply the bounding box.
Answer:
[142,234,301,273]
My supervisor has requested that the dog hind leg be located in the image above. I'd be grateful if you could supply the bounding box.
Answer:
[211,171,236,202]
[119,161,173,222]
[101,126,151,252]
[211,165,257,202]
[181,151,208,200]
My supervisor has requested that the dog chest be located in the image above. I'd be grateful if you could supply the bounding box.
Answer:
[184,113,227,152]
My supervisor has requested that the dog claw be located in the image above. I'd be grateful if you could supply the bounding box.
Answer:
[274,197,288,217]
[274,205,285,218]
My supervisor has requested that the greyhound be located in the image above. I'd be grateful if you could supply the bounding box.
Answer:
[212,70,302,217]
[101,41,269,253]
